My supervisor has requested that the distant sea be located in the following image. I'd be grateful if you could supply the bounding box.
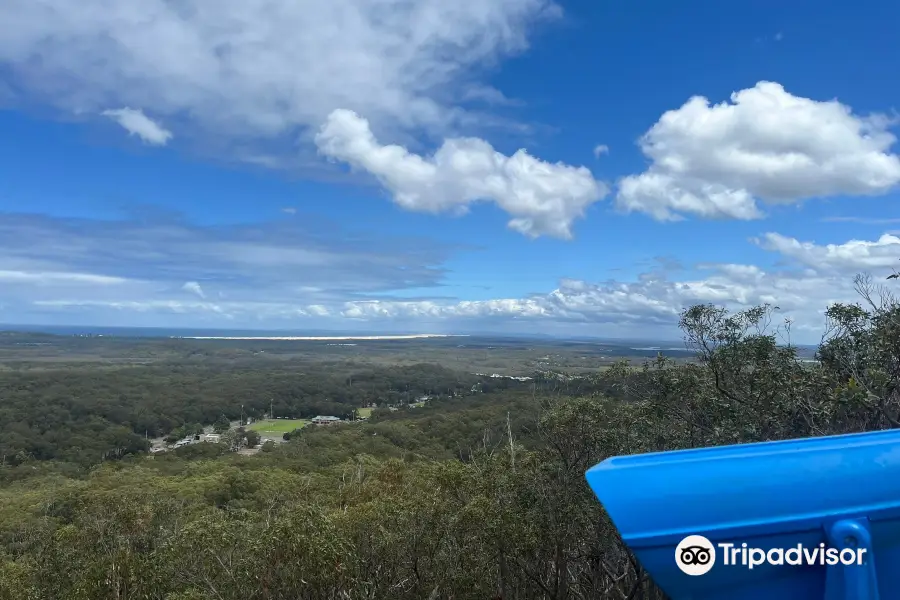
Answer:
[0,325,819,356]
[0,324,403,339]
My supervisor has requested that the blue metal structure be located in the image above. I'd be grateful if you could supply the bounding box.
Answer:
[584,429,900,600]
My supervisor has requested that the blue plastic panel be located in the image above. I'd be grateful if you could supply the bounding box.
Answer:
[585,429,900,600]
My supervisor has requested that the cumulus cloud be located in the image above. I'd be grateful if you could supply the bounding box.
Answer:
[593,144,609,157]
[754,232,900,272]
[321,260,860,341]
[617,82,900,221]
[315,109,607,238]
[102,107,173,145]
[0,0,559,145]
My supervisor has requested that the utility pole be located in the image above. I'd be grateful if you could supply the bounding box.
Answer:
[270,399,274,420]
[241,404,244,427]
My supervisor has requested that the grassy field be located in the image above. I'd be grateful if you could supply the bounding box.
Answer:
[357,407,373,418]
[247,419,307,434]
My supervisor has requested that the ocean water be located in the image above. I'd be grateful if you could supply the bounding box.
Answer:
[0,324,383,339]
[0,324,816,357]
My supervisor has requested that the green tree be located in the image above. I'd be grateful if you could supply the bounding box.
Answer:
[220,430,242,452]
[244,429,261,448]
[213,415,230,434]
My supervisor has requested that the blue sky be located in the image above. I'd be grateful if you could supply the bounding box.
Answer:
[2,0,900,342]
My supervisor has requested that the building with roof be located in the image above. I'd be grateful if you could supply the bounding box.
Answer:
[311,415,342,425]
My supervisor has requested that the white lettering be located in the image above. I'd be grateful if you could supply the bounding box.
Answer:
[718,543,734,565]
[704,538,867,573]
[747,548,766,569]
[712,541,865,571]
[784,545,802,566]
[767,548,784,566]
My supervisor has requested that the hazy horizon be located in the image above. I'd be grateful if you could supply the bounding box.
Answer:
[1,323,824,348]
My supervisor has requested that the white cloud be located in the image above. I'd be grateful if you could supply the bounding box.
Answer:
[461,85,522,107]
[617,82,900,221]
[0,0,618,240]
[102,107,173,146]
[0,270,129,284]
[19,268,860,344]
[5,214,895,344]
[0,267,157,313]
[340,298,550,320]
[1,0,559,144]
[315,109,607,238]
[0,212,456,322]
[35,299,233,318]
[182,281,206,299]
[754,232,900,272]
[31,264,854,342]
[593,144,609,157]
[319,260,863,341]
[306,305,330,317]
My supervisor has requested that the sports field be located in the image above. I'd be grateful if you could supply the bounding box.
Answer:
[357,407,373,418]
[247,419,307,434]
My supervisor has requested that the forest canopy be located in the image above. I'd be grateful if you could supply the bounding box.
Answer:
[1,278,899,599]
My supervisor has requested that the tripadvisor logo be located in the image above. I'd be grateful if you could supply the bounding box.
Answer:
[674,535,868,575]
[675,535,716,576]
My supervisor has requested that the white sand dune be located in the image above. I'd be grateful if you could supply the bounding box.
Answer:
[174,334,468,341]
